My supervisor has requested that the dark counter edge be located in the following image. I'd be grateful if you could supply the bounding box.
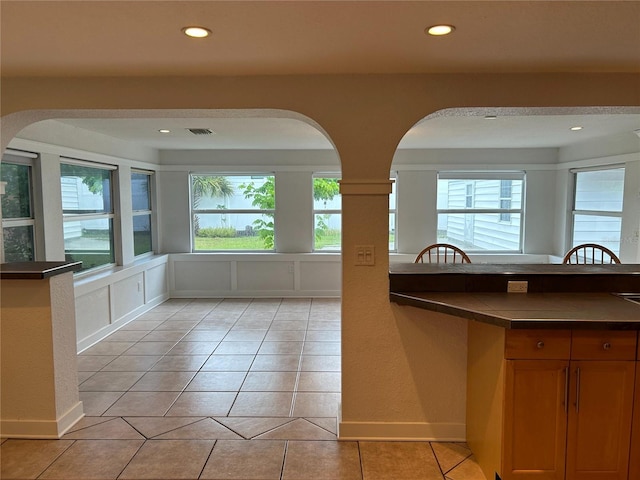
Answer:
[389,264,640,294]
[389,292,640,331]
[1,261,82,279]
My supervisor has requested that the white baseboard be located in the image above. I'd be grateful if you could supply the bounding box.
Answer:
[170,290,340,298]
[337,420,466,442]
[1,401,84,439]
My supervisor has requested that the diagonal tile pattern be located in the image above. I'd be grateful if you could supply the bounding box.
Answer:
[0,297,485,479]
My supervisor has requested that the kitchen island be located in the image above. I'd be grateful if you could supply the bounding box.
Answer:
[389,263,640,480]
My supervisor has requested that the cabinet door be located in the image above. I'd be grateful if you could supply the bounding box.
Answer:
[566,361,636,480]
[627,364,640,480]
[503,360,569,480]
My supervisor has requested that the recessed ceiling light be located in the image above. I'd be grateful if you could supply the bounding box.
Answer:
[426,25,455,36]
[182,26,211,38]
[158,129,171,134]
[570,126,583,131]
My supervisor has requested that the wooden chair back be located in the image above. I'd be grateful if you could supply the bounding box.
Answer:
[414,243,471,264]
[562,243,621,264]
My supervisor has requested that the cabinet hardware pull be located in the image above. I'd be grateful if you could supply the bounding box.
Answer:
[575,367,581,413]
[603,342,612,350]
[564,366,569,414]
[536,341,545,349]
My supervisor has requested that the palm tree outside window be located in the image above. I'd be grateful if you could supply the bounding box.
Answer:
[190,174,275,251]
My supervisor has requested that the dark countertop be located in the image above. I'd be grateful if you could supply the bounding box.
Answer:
[1,261,82,279]
[390,291,640,330]
[389,263,640,330]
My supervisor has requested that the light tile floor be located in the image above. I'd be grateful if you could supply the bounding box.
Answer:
[1,297,485,480]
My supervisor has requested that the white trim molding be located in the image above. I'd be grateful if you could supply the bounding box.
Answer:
[339,179,394,195]
[0,401,84,439]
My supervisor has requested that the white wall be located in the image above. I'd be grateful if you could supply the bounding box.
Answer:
[523,170,558,254]
[156,171,192,253]
[275,171,314,253]
[395,170,436,254]
[557,131,640,164]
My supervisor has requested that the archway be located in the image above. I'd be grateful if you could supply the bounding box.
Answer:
[1,109,347,439]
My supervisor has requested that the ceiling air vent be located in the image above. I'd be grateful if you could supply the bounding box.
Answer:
[187,128,214,135]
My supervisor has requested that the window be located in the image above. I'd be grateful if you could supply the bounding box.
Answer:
[571,167,624,255]
[437,172,525,252]
[312,173,396,252]
[1,155,36,262]
[465,184,473,208]
[132,171,153,256]
[61,161,115,272]
[389,174,397,251]
[499,180,512,222]
[313,175,341,251]
[191,174,275,251]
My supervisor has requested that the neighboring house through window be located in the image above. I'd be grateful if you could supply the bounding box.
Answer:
[61,159,116,272]
[499,180,513,222]
[132,170,154,256]
[571,166,625,255]
[437,171,525,252]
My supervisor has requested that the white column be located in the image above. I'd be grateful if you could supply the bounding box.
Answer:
[275,171,313,253]
[117,165,135,265]
[38,153,65,261]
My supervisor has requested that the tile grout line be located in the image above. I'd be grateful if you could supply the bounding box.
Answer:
[225,297,279,418]
[279,439,290,480]
[196,439,217,480]
[356,440,365,480]
[289,302,312,418]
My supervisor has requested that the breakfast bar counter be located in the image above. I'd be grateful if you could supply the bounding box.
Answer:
[389,262,640,480]
[390,291,640,330]
[389,262,640,330]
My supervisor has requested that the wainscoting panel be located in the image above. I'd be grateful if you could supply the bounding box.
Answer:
[170,253,341,298]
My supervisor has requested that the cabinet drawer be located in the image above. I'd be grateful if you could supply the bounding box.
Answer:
[571,331,637,360]
[505,330,571,359]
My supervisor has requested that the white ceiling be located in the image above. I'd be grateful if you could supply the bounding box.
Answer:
[3,1,640,150]
[400,111,640,149]
[49,110,640,151]
[54,117,336,150]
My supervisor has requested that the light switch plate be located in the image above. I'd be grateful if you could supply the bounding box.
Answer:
[355,245,375,266]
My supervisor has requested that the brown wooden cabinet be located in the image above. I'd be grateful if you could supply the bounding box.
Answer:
[503,359,568,480]
[565,332,637,480]
[467,325,638,480]
[629,364,640,480]
[565,361,635,480]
